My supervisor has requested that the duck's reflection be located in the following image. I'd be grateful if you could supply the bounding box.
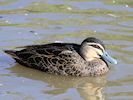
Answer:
[9,64,107,100]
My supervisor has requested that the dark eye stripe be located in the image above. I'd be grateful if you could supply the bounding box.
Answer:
[90,45,103,51]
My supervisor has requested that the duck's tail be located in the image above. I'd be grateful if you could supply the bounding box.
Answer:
[4,50,18,59]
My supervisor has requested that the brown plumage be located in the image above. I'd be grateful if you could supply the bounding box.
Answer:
[4,37,117,76]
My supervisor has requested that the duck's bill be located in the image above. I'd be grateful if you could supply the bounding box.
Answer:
[101,51,117,64]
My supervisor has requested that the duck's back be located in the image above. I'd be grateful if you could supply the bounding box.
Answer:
[5,43,86,76]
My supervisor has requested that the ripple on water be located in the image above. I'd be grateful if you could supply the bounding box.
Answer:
[0,0,133,100]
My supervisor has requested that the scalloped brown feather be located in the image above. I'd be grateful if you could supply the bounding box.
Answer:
[4,42,108,76]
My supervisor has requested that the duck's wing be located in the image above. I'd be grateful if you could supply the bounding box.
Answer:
[4,43,80,69]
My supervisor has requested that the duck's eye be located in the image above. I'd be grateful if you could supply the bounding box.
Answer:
[90,45,101,49]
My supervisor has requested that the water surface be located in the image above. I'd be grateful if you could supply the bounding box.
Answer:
[0,0,133,100]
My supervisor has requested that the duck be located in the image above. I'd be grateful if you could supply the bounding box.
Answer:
[4,37,117,76]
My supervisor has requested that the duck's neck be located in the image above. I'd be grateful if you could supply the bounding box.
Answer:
[80,45,99,62]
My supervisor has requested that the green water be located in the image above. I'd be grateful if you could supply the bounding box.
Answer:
[0,0,133,100]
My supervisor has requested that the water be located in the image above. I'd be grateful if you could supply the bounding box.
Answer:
[0,0,133,100]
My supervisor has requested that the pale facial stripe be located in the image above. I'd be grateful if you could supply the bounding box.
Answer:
[86,43,105,51]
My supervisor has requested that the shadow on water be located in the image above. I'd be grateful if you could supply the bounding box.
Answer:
[8,63,107,100]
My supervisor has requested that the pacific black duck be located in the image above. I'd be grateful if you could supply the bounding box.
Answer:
[4,37,117,76]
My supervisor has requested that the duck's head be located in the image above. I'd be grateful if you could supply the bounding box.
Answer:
[80,37,117,64]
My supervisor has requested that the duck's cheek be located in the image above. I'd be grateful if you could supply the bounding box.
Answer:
[95,49,103,56]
